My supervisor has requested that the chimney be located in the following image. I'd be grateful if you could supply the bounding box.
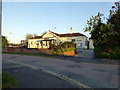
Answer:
[70,27,73,34]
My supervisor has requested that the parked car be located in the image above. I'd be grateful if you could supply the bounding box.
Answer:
[19,45,27,48]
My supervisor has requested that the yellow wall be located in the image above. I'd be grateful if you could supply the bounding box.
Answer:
[28,39,43,48]
[89,39,94,49]
[59,36,87,49]
[42,31,59,39]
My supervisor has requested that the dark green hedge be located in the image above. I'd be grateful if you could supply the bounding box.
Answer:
[94,47,120,59]
[49,42,76,55]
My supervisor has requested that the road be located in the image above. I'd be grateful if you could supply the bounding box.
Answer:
[2,52,119,88]
[2,59,77,88]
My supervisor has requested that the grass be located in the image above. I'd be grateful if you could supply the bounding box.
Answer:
[2,72,17,88]
[2,52,54,58]
[2,52,74,58]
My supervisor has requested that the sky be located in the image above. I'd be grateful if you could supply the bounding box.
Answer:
[2,2,115,44]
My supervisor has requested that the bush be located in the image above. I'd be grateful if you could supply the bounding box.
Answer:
[49,42,76,55]
[94,47,120,59]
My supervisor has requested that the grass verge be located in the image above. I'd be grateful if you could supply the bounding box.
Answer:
[2,52,74,58]
[2,72,17,88]
[2,52,53,58]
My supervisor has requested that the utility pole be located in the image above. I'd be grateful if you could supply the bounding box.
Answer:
[0,0,2,89]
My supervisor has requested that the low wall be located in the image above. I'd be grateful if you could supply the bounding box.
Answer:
[59,50,75,56]
[2,47,40,53]
[2,47,75,56]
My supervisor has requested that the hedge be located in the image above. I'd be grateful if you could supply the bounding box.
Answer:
[49,42,76,55]
[94,47,120,59]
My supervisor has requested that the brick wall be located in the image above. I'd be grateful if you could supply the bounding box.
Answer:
[2,47,40,53]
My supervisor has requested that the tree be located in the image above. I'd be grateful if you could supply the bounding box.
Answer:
[24,33,38,46]
[84,13,112,47]
[108,1,120,47]
[84,12,103,32]
[25,33,38,40]
[91,23,112,47]
[25,33,33,40]
[2,36,9,47]
[33,34,38,37]
[84,1,120,59]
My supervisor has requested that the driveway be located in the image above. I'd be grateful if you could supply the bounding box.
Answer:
[2,53,119,88]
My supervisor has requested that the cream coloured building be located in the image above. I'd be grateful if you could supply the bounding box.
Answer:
[89,38,94,49]
[28,30,88,49]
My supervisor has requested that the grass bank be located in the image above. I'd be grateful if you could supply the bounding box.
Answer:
[2,72,17,88]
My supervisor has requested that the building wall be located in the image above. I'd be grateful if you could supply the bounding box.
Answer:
[55,36,87,49]
[61,36,87,49]
[28,32,87,49]
[28,39,43,48]
[42,31,59,39]
[89,39,94,49]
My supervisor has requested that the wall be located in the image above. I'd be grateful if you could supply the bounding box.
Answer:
[59,36,87,49]
[2,47,75,56]
[89,39,94,49]
[42,31,59,39]
[28,38,43,48]
[3,47,40,53]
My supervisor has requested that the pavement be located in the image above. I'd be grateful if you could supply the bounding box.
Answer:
[2,50,119,88]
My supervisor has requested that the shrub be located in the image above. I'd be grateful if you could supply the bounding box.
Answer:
[49,44,56,49]
[94,47,120,59]
[49,42,76,55]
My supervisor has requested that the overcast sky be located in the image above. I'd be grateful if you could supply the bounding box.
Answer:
[2,2,115,43]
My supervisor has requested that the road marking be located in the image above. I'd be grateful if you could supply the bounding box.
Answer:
[3,59,93,89]
[3,65,23,69]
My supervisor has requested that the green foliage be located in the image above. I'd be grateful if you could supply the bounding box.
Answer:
[25,33,38,40]
[108,1,120,47]
[91,23,112,47]
[2,72,17,88]
[49,42,76,55]
[84,12,103,32]
[49,44,56,49]
[84,1,120,59]
[94,47,120,59]
[2,36,9,47]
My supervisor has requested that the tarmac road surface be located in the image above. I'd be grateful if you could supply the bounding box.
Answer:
[2,60,77,88]
[2,53,119,88]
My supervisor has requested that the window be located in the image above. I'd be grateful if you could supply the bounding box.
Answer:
[80,43,82,47]
[77,40,81,42]
[71,39,75,42]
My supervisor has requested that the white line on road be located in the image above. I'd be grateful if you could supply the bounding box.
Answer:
[3,59,93,89]
[3,65,23,69]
